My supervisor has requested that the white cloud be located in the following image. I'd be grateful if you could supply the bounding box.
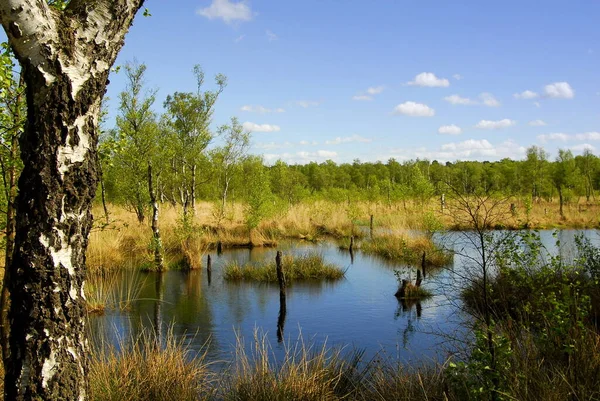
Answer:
[242,122,281,132]
[352,95,372,101]
[325,135,372,145]
[266,30,278,41]
[529,119,547,127]
[393,101,435,117]
[574,132,600,141]
[543,82,575,99]
[442,139,493,152]
[453,74,463,80]
[537,133,569,143]
[296,100,321,108]
[317,150,337,158]
[444,94,476,105]
[537,132,600,143]
[407,72,450,87]
[480,92,501,107]
[353,86,384,101]
[388,139,525,162]
[514,90,539,100]
[475,119,516,130]
[265,150,338,164]
[571,144,595,153]
[438,124,462,135]
[366,86,385,95]
[240,105,285,113]
[197,0,254,23]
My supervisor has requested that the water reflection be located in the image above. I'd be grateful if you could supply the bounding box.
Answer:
[89,230,598,366]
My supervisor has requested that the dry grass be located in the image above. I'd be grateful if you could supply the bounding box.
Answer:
[220,331,359,401]
[89,328,214,401]
[360,234,452,267]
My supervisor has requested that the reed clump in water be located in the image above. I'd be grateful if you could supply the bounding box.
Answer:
[223,252,345,282]
[360,234,452,267]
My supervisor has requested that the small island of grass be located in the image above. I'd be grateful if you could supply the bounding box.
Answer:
[223,252,345,282]
[360,234,452,267]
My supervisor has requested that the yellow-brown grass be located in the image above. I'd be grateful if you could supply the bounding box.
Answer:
[88,328,213,401]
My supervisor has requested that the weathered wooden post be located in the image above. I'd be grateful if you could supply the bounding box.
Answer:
[207,254,212,285]
[349,236,354,253]
[276,251,287,342]
[370,214,374,238]
[217,240,223,255]
[416,269,422,287]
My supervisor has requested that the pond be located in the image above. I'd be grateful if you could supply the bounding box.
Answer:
[89,229,600,367]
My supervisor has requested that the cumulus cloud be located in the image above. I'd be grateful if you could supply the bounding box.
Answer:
[393,101,435,117]
[325,135,372,145]
[387,139,525,162]
[352,86,384,101]
[529,119,547,127]
[537,132,600,143]
[407,72,450,87]
[366,86,385,95]
[480,92,501,107]
[197,0,254,23]
[242,122,281,132]
[537,133,570,143]
[514,90,539,100]
[240,105,285,113]
[444,94,476,105]
[438,125,462,135]
[265,150,338,164]
[543,82,575,99]
[570,144,596,153]
[475,119,516,130]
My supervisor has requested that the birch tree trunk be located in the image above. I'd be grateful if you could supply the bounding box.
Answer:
[0,1,144,399]
[148,162,164,272]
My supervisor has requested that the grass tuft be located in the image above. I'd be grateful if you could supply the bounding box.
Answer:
[89,328,213,401]
[360,234,452,267]
[223,252,345,282]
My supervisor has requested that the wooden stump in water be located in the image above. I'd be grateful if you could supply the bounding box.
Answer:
[276,251,287,342]
[370,214,374,238]
[349,236,354,253]
[217,241,223,255]
[416,269,422,287]
[276,251,286,313]
[207,254,212,285]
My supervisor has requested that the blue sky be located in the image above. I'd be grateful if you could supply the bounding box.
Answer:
[20,1,600,163]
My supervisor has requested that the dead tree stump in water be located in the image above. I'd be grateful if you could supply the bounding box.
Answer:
[416,269,422,287]
[276,251,287,342]
[207,254,212,285]
[370,214,374,238]
[349,236,354,253]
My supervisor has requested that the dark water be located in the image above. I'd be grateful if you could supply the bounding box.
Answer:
[89,229,600,366]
